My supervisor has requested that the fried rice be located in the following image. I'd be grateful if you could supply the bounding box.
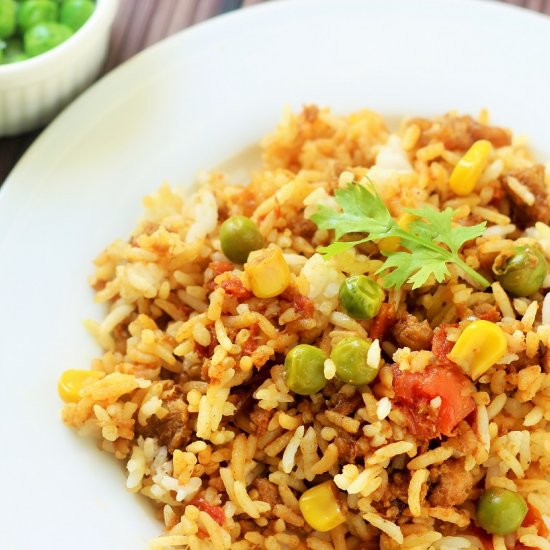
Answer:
[61,106,550,550]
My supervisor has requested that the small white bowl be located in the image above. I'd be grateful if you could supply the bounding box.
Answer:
[0,0,119,137]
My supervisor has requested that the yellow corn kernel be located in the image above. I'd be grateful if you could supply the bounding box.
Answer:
[447,320,507,380]
[244,246,290,298]
[449,140,492,196]
[379,212,416,253]
[58,369,105,402]
[298,480,346,532]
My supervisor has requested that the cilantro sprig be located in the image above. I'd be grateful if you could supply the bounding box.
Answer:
[311,181,490,289]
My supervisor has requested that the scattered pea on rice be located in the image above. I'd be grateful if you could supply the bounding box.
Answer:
[60,106,550,549]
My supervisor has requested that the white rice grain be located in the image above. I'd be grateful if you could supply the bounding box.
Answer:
[492,281,515,319]
[476,405,490,453]
[519,430,531,471]
[178,290,208,313]
[472,206,511,225]
[330,311,369,338]
[363,513,403,545]
[126,445,146,492]
[521,301,539,331]
[281,426,305,474]
[407,468,429,517]
[376,397,391,420]
[215,319,233,351]
[196,395,212,439]
[175,477,202,502]
[366,441,414,465]
[486,476,517,492]
[186,441,208,453]
[434,536,474,549]
[192,322,211,347]
[346,466,381,495]
[367,339,381,371]
[524,406,544,426]
[487,393,507,420]
[496,447,524,477]
[234,480,261,519]
[483,224,516,237]
[198,510,230,550]
[323,359,336,380]
[430,396,442,409]
[407,447,453,470]
[185,189,218,244]
[506,176,535,206]
[99,303,134,336]
[402,532,442,548]
[519,535,550,550]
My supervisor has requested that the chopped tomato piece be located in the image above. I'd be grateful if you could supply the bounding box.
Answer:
[196,528,208,539]
[522,503,549,539]
[293,293,314,318]
[431,324,457,367]
[190,496,226,526]
[469,526,493,550]
[369,303,396,341]
[220,277,253,300]
[209,261,234,275]
[392,363,475,439]
[242,323,260,355]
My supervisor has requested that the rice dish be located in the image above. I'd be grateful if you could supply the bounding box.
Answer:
[60,106,550,550]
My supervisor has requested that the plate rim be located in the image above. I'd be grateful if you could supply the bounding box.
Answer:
[2,0,550,546]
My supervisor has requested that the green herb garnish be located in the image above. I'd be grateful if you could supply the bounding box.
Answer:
[311,181,490,289]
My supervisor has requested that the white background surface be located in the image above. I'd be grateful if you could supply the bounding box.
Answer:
[1,0,549,547]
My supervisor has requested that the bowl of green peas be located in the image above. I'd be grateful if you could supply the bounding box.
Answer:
[0,0,118,136]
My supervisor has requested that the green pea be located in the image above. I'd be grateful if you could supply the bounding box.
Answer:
[0,0,17,39]
[476,487,527,535]
[18,1,59,33]
[24,21,72,57]
[60,0,95,32]
[284,344,327,396]
[220,215,264,264]
[330,336,379,385]
[339,275,384,320]
[492,245,547,297]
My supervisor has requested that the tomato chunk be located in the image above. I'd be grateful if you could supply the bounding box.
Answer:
[209,261,234,275]
[293,293,314,318]
[369,303,396,341]
[522,503,549,539]
[220,277,253,300]
[431,324,457,367]
[190,496,226,526]
[242,323,260,355]
[469,526,493,550]
[392,363,475,439]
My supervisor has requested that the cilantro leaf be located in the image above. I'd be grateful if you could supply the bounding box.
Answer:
[311,183,395,240]
[316,238,368,258]
[406,205,486,255]
[311,180,489,289]
[378,249,452,290]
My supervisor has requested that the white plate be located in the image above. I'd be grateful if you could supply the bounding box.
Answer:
[1,0,549,547]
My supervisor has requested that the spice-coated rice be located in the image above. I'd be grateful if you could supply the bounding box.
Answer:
[61,106,550,549]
